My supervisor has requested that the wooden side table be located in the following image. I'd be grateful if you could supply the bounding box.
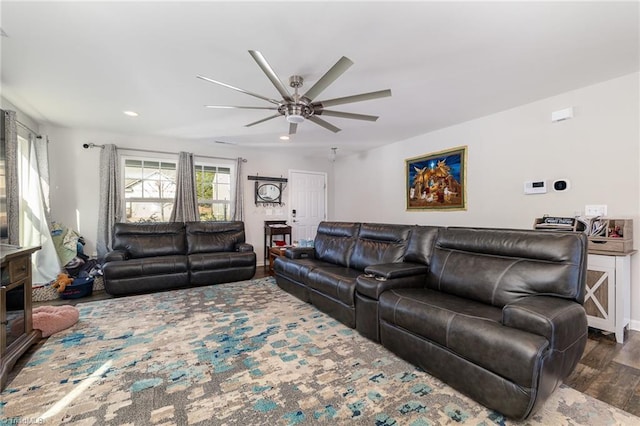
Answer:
[268,247,288,276]
[264,221,292,261]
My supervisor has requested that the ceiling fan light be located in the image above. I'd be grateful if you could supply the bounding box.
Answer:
[286,114,305,124]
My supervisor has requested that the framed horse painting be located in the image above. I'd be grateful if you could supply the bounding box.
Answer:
[406,146,467,211]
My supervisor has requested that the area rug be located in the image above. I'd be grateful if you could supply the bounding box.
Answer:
[1,278,637,425]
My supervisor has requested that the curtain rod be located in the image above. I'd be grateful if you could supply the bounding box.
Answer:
[16,120,42,138]
[2,110,42,138]
[82,142,247,163]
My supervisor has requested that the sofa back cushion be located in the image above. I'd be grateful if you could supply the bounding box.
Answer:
[185,221,246,254]
[350,223,413,271]
[403,225,441,265]
[112,222,186,258]
[313,222,361,267]
[427,227,588,306]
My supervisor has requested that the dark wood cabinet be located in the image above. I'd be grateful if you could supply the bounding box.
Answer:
[1,245,40,390]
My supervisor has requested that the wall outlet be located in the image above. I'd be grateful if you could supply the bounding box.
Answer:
[585,204,607,217]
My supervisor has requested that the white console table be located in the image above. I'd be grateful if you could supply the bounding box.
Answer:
[585,250,636,343]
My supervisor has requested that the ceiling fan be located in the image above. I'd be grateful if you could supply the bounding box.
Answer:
[197,50,392,135]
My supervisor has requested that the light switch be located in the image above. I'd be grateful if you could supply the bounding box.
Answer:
[585,205,607,217]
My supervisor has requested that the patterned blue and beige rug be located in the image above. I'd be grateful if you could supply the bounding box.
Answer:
[1,277,638,425]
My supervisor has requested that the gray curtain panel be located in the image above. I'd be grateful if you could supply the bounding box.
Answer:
[4,110,19,245]
[96,144,122,259]
[170,151,198,222]
[232,157,244,221]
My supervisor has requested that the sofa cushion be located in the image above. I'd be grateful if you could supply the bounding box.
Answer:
[379,288,503,345]
[112,223,186,258]
[188,251,255,271]
[349,223,412,271]
[403,225,440,265]
[313,222,360,267]
[186,221,246,254]
[274,256,327,283]
[307,266,362,307]
[103,255,188,278]
[427,227,588,306]
[380,288,549,387]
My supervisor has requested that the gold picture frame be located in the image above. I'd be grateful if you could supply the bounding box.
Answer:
[406,146,467,211]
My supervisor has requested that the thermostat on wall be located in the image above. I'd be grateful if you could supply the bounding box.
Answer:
[524,180,547,195]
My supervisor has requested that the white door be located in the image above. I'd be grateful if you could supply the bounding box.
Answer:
[288,170,327,243]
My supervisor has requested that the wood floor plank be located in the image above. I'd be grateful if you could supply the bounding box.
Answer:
[579,336,622,371]
[584,362,640,408]
[623,384,640,418]
[613,332,640,370]
[564,363,600,393]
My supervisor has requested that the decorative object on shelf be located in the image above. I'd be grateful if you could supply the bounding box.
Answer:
[586,218,633,254]
[406,146,467,211]
[247,175,287,206]
[533,216,586,232]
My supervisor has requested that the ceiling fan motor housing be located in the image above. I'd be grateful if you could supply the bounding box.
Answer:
[280,103,313,123]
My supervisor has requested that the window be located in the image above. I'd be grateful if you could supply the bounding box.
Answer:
[124,159,176,222]
[195,164,231,221]
[123,157,233,223]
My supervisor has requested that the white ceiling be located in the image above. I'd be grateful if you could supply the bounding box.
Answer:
[1,1,638,157]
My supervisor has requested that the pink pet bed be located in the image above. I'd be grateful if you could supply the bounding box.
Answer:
[32,305,79,338]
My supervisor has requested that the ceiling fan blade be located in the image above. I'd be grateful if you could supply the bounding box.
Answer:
[205,105,278,110]
[318,110,379,122]
[197,75,280,105]
[308,116,341,133]
[245,114,281,128]
[302,56,354,101]
[248,50,293,102]
[316,89,392,108]
[289,123,298,135]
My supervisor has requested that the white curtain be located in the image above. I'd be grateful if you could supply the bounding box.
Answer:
[231,157,244,221]
[96,144,122,259]
[170,151,198,222]
[17,134,59,284]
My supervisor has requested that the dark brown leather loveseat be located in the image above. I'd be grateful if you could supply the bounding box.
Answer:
[103,221,256,296]
[274,221,588,420]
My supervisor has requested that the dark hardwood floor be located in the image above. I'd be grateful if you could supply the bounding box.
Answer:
[565,328,640,417]
[29,266,640,418]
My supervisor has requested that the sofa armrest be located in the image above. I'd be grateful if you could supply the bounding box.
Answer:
[285,247,316,260]
[237,243,254,253]
[364,262,428,280]
[356,263,427,300]
[104,250,128,262]
[502,295,587,351]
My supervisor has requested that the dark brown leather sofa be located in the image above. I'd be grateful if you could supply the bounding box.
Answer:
[103,221,256,296]
[274,221,588,420]
[274,222,438,328]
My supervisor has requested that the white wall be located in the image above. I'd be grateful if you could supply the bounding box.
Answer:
[9,73,640,325]
[334,73,640,326]
[42,126,333,263]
